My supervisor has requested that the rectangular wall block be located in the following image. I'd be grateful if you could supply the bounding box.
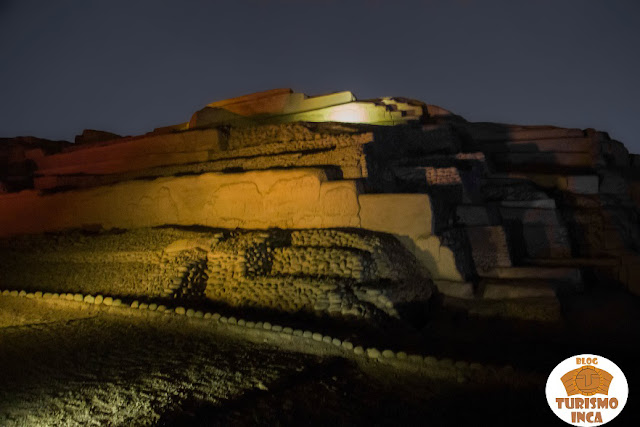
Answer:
[34,128,224,176]
[0,169,362,236]
[359,194,433,238]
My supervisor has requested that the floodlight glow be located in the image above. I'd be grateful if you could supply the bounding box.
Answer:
[327,105,371,123]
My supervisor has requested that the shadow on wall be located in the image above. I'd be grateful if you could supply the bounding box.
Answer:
[459,122,640,292]
[358,119,640,294]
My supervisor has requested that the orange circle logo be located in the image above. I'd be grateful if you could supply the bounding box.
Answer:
[546,354,629,425]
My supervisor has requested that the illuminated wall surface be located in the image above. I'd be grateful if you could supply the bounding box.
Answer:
[186,88,425,129]
[1,88,640,324]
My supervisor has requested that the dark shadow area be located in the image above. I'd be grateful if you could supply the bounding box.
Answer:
[0,313,323,413]
[156,357,356,426]
[160,358,555,427]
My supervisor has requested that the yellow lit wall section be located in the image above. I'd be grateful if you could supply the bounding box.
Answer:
[327,104,371,123]
[187,90,425,129]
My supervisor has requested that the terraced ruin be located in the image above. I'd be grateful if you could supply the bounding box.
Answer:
[1,89,639,425]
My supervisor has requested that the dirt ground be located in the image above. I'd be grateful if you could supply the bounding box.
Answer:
[0,293,638,426]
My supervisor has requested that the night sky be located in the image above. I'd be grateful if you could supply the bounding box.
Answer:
[1,0,639,152]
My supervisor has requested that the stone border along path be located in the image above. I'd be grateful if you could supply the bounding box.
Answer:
[0,288,541,387]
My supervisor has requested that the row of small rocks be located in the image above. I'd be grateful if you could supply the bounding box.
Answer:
[353,287,399,318]
[244,244,272,277]
[215,231,272,251]
[150,230,411,322]
[33,250,161,265]
[159,250,209,299]
[289,230,407,283]
[313,289,369,318]
[1,289,126,306]
[0,287,511,380]
[271,247,368,281]
[290,229,382,253]
[204,277,317,313]
[203,275,379,320]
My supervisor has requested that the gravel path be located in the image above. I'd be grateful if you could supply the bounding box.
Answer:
[0,296,614,426]
[0,297,327,426]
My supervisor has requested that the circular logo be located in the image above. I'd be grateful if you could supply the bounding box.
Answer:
[546,354,629,425]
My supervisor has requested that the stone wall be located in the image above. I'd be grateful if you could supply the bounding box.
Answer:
[32,123,373,190]
[0,167,466,281]
[0,169,361,234]
[0,228,432,324]
[456,121,640,295]
[33,128,224,176]
[2,90,639,317]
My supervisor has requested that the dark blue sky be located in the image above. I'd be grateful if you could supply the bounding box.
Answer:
[1,0,639,152]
